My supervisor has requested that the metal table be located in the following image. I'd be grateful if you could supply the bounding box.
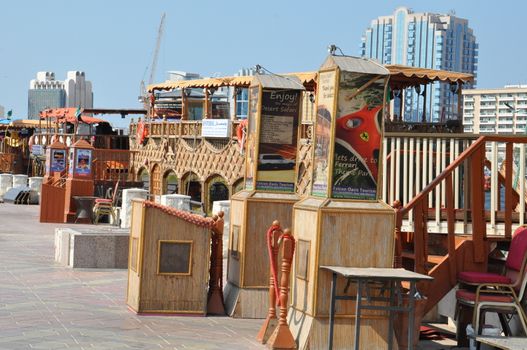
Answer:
[321,266,433,350]
[476,336,527,350]
[73,196,97,223]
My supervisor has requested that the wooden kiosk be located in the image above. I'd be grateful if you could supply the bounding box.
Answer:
[64,139,95,223]
[224,74,304,318]
[126,200,224,315]
[39,140,68,223]
[287,55,396,349]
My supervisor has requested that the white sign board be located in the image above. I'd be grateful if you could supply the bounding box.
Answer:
[201,119,231,138]
[31,145,44,156]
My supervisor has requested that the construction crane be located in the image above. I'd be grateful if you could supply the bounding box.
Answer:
[140,13,166,114]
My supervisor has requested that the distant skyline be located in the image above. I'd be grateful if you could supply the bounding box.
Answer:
[1,0,526,127]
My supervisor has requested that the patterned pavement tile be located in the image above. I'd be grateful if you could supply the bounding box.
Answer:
[0,204,266,350]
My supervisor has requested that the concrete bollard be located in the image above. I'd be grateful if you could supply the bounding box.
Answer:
[120,188,149,228]
[0,173,13,197]
[12,174,28,189]
[160,194,191,211]
[29,177,44,194]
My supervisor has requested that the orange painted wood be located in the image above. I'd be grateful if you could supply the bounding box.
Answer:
[39,183,66,223]
[445,174,456,285]
[413,201,426,275]
[471,145,486,263]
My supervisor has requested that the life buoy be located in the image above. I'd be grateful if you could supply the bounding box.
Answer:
[136,121,148,145]
[236,119,248,154]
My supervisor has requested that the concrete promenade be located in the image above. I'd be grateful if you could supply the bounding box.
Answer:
[0,204,264,349]
[0,203,459,349]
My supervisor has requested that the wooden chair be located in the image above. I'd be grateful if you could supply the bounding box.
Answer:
[93,180,119,225]
[456,226,527,338]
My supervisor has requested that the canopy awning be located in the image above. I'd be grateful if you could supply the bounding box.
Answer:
[147,65,471,92]
[386,64,474,89]
[40,108,106,124]
[148,72,318,92]
[9,119,42,128]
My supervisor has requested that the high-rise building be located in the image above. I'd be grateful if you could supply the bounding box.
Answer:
[27,71,93,119]
[64,71,93,110]
[0,105,4,118]
[361,7,478,122]
[28,72,66,119]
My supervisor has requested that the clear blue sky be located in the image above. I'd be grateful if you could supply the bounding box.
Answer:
[1,0,525,127]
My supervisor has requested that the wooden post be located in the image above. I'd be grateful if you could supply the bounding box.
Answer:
[204,88,210,119]
[207,212,226,315]
[267,228,297,350]
[232,87,238,121]
[257,221,282,344]
[505,143,513,239]
[471,144,486,263]
[182,89,188,120]
[446,174,457,285]
[392,200,403,268]
[457,82,463,121]
[422,85,427,122]
[413,201,426,275]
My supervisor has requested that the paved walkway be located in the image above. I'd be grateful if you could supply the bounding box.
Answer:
[0,204,265,350]
[0,203,462,349]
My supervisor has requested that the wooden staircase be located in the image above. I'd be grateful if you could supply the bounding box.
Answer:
[392,135,526,315]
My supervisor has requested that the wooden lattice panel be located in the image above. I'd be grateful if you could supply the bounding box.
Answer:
[131,136,245,186]
[296,141,314,196]
[131,128,314,196]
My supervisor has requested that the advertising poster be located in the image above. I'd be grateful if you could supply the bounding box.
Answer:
[75,149,92,176]
[50,149,66,172]
[245,86,259,190]
[255,89,300,192]
[331,71,385,200]
[68,149,74,175]
[312,71,336,197]
[45,147,51,173]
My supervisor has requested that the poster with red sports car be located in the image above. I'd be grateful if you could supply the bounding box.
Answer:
[331,72,385,199]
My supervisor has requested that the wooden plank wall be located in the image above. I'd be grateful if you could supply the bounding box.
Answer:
[243,200,294,288]
[138,205,211,314]
[126,201,144,311]
[316,209,395,316]
[39,183,66,223]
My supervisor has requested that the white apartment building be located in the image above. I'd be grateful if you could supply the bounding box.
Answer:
[463,85,527,135]
[463,85,527,163]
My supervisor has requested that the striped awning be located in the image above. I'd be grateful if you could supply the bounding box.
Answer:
[386,64,474,88]
[147,65,471,92]
[148,72,318,92]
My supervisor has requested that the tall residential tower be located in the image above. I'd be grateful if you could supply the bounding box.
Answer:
[361,7,478,122]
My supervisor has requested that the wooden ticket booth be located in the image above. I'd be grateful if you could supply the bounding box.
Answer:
[39,140,68,223]
[64,139,94,223]
[126,200,221,315]
[224,74,304,318]
[287,54,396,349]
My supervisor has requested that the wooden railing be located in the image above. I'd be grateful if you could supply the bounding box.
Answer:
[32,133,129,150]
[383,133,527,237]
[393,135,527,276]
[0,153,15,173]
[130,119,244,141]
[92,149,132,182]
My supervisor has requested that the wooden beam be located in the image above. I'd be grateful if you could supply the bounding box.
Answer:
[471,145,486,263]
[446,174,456,285]
[505,143,513,239]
